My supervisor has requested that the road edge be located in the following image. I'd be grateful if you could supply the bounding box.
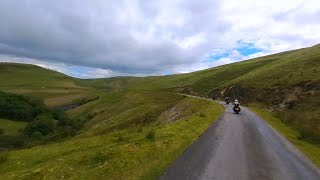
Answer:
[248,106,320,174]
[159,96,225,179]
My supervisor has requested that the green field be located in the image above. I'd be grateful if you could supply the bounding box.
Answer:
[0,119,27,135]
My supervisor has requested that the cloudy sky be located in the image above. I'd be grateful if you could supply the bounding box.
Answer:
[0,0,319,78]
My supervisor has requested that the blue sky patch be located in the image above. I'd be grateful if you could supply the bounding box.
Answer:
[208,42,262,62]
[236,46,262,56]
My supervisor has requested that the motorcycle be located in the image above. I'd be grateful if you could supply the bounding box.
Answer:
[233,105,241,114]
[226,99,230,104]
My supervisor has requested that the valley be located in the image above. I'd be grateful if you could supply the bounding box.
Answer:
[0,44,319,179]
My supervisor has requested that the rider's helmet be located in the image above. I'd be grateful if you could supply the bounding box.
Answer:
[235,99,238,102]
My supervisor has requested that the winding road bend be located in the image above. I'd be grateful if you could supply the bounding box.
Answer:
[160,101,320,180]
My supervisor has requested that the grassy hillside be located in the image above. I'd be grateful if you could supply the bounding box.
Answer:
[0,63,93,107]
[80,44,319,142]
[0,93,224,179]
[121,45,319,93]
[96,44,318,142]
[0,63,74,88]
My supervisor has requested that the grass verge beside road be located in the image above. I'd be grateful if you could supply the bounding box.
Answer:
[249,104,320,167]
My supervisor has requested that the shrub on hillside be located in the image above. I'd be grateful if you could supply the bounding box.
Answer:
[199,112,206,117]
[0,91,82,149]
[145,129,155,141]
[51,110,70,126]
[0,91,49,121]
[91,152,107,166]
[30,131,43,140]
[24,114,57,136]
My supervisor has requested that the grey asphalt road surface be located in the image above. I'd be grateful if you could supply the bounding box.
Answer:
[160,101,320,180]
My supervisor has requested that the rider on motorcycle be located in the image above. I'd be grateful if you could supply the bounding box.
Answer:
[225,97,230,104]
[234,99,240,107]
[233,99,241,114]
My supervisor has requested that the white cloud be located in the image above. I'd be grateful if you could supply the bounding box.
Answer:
[220,0,320,54]
[177,33,206,49]
[0,0,319,78]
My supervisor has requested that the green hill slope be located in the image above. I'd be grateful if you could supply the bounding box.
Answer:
[0,63,78,88]
[0,63,94,107]
[111,44,319,141]
[122,45,319,93]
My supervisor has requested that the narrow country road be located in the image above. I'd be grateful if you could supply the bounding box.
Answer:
[160,101,320,180]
